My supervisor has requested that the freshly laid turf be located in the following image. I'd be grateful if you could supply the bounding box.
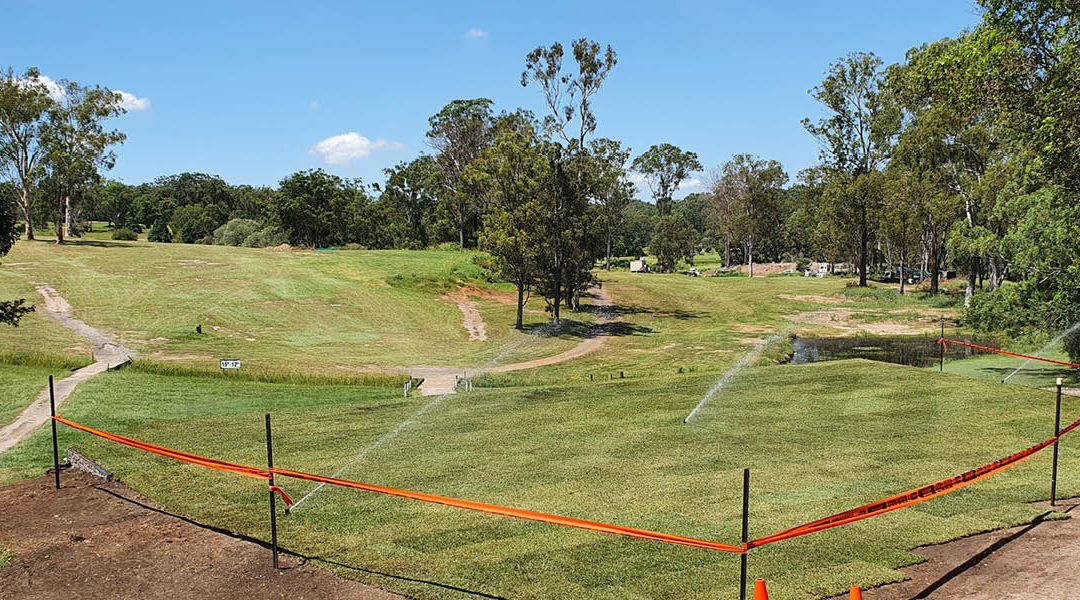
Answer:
[1,361,1074,599]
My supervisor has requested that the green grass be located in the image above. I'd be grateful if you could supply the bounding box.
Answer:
[2,241,1070,598]
[1,240,587,372]
[0,361,1074,599]
[0,548,13,569]
[0,269,92,359]
[0,363,78,427]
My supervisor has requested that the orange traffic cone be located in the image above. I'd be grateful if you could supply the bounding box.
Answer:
[753,578,769,600]
[850,585,863,600]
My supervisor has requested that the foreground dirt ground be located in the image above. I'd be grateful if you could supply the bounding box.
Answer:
[0,472,400,600]
[865,497,1080,599]
[4,472,1080,599]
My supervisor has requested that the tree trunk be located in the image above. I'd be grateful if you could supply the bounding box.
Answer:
[964,259,977,307]
[858,205,868,287]
[458,213,465,249]
[55,193,65,245]
[605,234,612,271]
[551,260,562,324]
[515,284,525,329]
[747,234,754,278]
[63,195,73,239]
[899,253,906,295]
[20,188,34,240]
[724,235,731,268]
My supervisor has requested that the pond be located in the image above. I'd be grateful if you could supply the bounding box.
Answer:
[788,335,993,368]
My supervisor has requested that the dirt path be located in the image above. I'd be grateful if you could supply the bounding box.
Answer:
[446,290,488,341]
[0,284,135,454]
[861,498,1080,599]
[0,472,401,599]
[414,287,614,395]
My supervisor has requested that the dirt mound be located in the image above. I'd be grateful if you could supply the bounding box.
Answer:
[0,472,400,599]
[269,243,296,252]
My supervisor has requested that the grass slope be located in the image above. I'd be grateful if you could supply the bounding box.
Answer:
[0,240,589,371]
[1,361,1074,599]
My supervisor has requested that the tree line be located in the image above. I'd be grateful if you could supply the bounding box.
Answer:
[3,1,1078,355]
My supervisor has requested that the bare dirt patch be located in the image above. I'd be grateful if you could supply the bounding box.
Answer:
[0,472,400,599]
[778,293,848,305]
[864,498,1080,599]
[731,324,776,334]
[444,290,488,342]
[786,308,941,336]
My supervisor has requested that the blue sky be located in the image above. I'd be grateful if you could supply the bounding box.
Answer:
[6,1,982,195]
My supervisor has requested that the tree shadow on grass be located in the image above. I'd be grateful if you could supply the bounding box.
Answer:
[63,239,147,249]
[521,318,654,340]
[95,484,507,599]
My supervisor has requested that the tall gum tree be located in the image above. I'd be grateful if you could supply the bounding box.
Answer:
[804,52,900,287]
[0,67,53,240]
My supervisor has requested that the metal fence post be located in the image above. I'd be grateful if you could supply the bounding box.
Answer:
[265,413,280,569]
[740,468,750,600]
[49,376,60,490]
[1052,378,1064,506]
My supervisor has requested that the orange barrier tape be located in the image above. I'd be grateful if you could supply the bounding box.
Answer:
[52,416,743,554]
[53,416,293,506]
[939,337,1080,369]
[269,467,746,554]
[747,415,1080,548]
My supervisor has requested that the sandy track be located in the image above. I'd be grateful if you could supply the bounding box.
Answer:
[0,285,135,454]
[414,287,614,395]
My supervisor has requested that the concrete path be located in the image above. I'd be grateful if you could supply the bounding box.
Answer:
[412,287,614,395]
[0,284,135,453]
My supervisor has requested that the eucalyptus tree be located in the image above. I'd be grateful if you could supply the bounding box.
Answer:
[466,117,551,329]
[712,154,788,277]
[40,79,126,243]
[0,67,54,240]
[521,39,618,322]
[804,52,900,286]
[0,181,32,325]
[587,138,634,270]
[377,155,442,249]
[632,144,702,217]
[426,98,494,248]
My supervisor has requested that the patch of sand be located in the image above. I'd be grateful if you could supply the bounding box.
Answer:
[778,293,848,305]
[731,324,776,334]
[444,290,488,341]
[785,308,940,335]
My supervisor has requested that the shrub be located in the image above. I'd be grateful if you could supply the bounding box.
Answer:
[213,218,261,246]
[147,222,171,243]
[433,241,462,252]
[242,226,289,248]
[111,227,137,241]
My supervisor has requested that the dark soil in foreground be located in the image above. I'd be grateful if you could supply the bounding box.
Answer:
[0,471,401,600]
[862,497,1080,599]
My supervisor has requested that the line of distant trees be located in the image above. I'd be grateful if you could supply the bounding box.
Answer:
[3,1,1078,357]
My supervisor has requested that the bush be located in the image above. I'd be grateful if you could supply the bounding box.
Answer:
[111,227,137,241]
[432,241,462,252]
[242,226,288,248]
[147,222,171,243]
[1066,329,1080,363]
[213,218,262,246]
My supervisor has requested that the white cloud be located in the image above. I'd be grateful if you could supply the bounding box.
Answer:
[629,173,705,201]
[117,90,151,111]
[20,74,150,112]
[465,28,488,38]
[309,100,321,111]
[310,132,404,165]
[24,74,65,101]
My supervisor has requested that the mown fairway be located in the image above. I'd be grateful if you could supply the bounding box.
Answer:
[1,242,1076,599]
[0,362,1075,599]
[0,239,592,372]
